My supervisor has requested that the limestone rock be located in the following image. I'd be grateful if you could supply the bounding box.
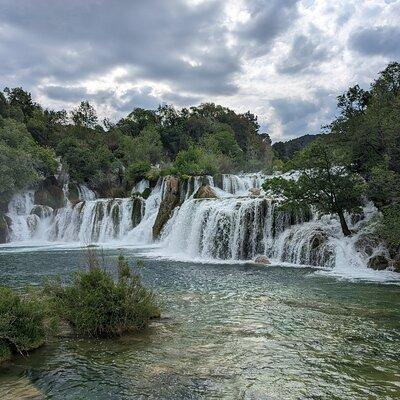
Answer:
[152,176,180,238]
[193,185,217,199]
[254,255,271,265]
[0,214,11,243]
[249,188,261,196]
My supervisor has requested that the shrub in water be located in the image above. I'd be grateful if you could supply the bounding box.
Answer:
[47,255,160,337]
[0,286,51,364]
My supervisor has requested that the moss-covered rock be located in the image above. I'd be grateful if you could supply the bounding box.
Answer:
[153,176,180,238]
[131,197,144,227]
[0,214,11,244]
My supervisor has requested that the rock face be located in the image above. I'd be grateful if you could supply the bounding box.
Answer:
[254,255,271,265]
[153,176,180,239]
[0,214,11,243]
[368,254,390,270]
[249,188,261,196]
[34,177,65,209]
[193,185,217,199]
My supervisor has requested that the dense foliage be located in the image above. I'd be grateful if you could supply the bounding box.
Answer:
[0,286,53,364]
[46,255,160,337]
[0,89,273,200]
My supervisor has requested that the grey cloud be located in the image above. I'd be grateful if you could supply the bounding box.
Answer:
[277,33,331,75]
[237,0,299,57]
[271,95,335,137]
[0,0,239,96]
[349,26,400,57]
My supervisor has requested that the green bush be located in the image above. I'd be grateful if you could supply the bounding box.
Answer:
[0,286,52,364]
[125,161,151,186]
[46,256,160,338]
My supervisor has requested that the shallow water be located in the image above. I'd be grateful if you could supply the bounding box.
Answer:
[0,247,399,399]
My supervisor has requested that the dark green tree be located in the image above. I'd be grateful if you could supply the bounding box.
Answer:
[71,101,98,128]
[263,140,365,236]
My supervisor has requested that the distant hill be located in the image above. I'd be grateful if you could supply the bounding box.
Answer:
[272,134,323,161]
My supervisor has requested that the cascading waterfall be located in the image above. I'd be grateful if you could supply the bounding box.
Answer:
[3,173,394,278]
[6,184,144,243]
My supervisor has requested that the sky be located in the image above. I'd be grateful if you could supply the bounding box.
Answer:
[0,0,399,142]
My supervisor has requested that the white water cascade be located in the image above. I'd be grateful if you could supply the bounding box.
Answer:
[3,174,398,280]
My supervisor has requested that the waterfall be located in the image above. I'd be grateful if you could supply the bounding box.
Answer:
[4,173,394,279]
[6,190,145,244]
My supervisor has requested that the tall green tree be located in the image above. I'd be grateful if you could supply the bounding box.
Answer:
[263,140,365,236]
[71,101,98,128]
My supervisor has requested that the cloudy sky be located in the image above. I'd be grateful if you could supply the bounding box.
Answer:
[1,0,399,141]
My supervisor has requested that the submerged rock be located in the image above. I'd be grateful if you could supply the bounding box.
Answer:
[254,255,271,265]
[153,176,180,238]
[193,185,217,199]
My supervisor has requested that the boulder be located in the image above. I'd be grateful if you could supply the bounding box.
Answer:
[193,185,217,199]
[254,255,271,265]
[249,188,261,196]
[152,176,180,238]
[368,254,390,271]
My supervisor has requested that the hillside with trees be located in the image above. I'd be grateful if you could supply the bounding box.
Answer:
[0,91,273,204]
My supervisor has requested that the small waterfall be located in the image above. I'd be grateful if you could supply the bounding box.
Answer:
[160,197,317,263]
[6,190,145,244]
[77,184,96,201]
[53,198,143,243]
[132,179,150,195]
[6,191,38,241]
[221,174,264,195]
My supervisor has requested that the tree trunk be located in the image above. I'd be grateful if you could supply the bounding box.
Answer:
[337,210,351,237]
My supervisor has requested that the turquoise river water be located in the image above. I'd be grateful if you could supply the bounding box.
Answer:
[0,245,399,399]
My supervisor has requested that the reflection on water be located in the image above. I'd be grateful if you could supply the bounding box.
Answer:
[0,248,399,399]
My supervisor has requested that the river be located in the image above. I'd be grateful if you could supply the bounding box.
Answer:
[0,245,399,399]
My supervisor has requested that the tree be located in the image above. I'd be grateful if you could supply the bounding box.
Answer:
[71,101,98,128]
[3,87,40,119]
[263,140,365,236]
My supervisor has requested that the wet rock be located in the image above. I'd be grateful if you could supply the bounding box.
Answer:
[34,176,65,209]
[249,188,261,196]
[254,255,271,265]
[131,197,144,227]
[67,182,80,204]
[368,254,390,271]
[30,205,53,219]
[0,214,11,243]
[193,185,217,199]
[355,234,382,257]
[153,176,180,239]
